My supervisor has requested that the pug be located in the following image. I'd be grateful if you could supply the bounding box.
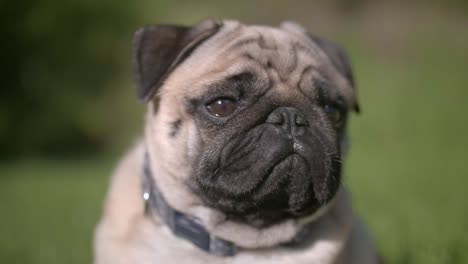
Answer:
[94,19,380,264]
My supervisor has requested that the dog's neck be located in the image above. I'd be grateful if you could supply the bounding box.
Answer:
[143,146,353,256]
[142,151,237,256]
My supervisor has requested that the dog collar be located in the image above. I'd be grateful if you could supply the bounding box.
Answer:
[142,151,237,257]
[142,151,320,257]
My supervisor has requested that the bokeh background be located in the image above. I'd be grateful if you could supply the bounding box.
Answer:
[1,0,467,263]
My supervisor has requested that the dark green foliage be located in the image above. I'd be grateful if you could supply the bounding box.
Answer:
[0,0,167,158]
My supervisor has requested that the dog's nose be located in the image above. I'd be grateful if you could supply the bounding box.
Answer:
[265,107,308,136]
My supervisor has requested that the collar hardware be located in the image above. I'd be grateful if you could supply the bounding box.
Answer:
[142,151,237,257]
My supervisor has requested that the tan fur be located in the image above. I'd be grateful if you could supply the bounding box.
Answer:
[95,144,378,264]
[94,21,379,263]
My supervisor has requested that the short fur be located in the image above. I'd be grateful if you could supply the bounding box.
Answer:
[94,20,379,263]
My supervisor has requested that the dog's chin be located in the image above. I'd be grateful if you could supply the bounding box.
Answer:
[238,154,324,224]
[191,152,340,227]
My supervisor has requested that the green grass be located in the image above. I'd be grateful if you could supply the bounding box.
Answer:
[344,36,468,263]
[0,158,113,264]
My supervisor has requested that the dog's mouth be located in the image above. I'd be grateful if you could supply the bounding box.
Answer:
[191,125,341,226]
[254,153,319,213]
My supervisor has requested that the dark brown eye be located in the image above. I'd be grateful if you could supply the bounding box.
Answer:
[205,98,238,117]
[323,104,343,124]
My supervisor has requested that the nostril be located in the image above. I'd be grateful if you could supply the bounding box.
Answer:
[265,111,283,124]
[295,114,308,126]
[266,107,308,132]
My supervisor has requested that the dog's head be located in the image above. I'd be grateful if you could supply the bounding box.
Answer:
[133,20,359,227]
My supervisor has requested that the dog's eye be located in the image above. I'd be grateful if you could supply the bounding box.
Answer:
[323,104,344,124]
[206,98,238,117]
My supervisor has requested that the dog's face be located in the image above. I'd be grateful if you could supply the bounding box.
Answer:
[133,20,359,227]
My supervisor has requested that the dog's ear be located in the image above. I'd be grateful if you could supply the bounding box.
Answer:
[132,20,222,102]
[307,34,360,113]
[281,22,360,113]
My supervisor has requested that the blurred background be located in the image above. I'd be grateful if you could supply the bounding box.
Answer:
[1,0,467,263]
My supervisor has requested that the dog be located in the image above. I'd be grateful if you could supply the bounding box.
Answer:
[94,19,380,264]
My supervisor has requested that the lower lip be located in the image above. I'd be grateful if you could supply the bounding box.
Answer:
[271,153,305,171]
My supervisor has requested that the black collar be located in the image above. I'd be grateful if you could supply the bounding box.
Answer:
[142,151,316,257]
[142,152,237,256]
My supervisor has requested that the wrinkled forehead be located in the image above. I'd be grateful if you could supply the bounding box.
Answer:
[162,21,355,108]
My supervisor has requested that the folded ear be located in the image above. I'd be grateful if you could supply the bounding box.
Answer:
[281,21,360,113]
[132,20,222,102]
[310,34,360,113]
